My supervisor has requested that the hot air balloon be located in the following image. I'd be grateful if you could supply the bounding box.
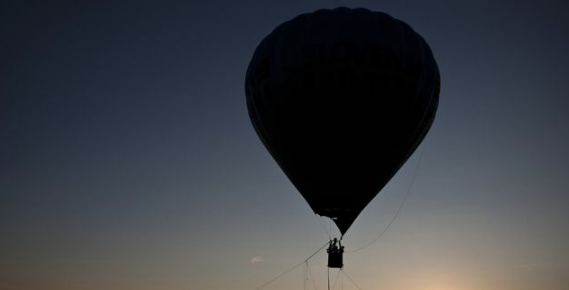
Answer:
[245,7,440,268]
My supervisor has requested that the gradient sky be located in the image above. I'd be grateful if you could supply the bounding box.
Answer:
[2,1,569,290]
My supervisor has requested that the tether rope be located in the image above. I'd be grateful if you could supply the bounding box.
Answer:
[346,144,426,253]
[329,268,341,290]
[341,269,364,290]
[254,241,330,290]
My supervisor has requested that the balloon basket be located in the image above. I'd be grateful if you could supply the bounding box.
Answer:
[327,251,343,268]
[327,242,344,268]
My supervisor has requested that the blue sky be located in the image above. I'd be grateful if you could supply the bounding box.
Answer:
[1,1,568,290]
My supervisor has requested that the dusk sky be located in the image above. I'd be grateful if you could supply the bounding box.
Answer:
[2,1,569,290]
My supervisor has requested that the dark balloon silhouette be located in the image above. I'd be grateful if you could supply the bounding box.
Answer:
[246,7,440,236]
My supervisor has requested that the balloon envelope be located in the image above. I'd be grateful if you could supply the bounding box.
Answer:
[246,7,440,235]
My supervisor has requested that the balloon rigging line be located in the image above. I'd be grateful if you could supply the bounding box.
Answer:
[340,269,364,290]
[303,262,307,290]
[303,262,313,290]
[330,268,341,290]
[303,262,319,290]
[254,241,330,290]
[346,143,427,253]
[327,266,330,290]
[307,261,318,290]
